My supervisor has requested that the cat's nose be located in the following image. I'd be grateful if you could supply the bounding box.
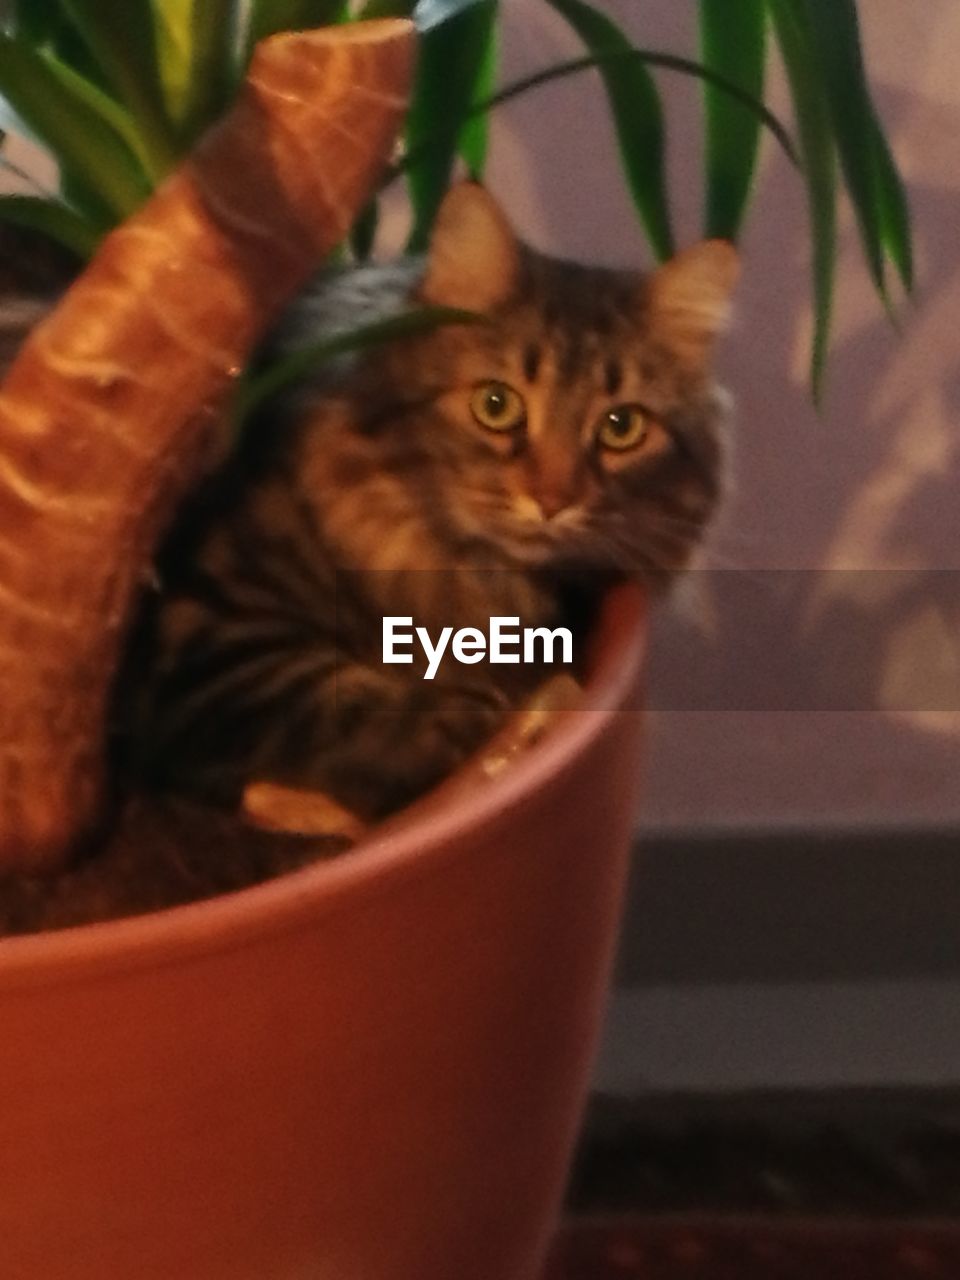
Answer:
[535,488,575,520]
[515,489,571,521]
[528,471,580,519]
[523,451,582,520]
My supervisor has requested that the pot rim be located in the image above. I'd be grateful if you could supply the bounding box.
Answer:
[0,584,646,988]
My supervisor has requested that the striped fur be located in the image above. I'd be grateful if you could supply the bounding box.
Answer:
[120,186,734,820]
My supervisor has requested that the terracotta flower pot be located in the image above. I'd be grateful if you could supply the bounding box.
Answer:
[0,584,646,1280]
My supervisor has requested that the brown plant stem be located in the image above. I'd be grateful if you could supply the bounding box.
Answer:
[0,20,415,873]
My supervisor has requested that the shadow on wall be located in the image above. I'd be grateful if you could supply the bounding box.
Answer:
[639,95,960,825]
[654,79,960,721]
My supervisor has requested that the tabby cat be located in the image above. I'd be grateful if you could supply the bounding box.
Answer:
[127,182,737,823]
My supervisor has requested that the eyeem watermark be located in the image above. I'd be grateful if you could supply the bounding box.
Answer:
[383,616,573,680]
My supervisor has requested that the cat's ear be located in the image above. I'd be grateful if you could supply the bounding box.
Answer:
[646,240,739,364]
[420,182,520,311]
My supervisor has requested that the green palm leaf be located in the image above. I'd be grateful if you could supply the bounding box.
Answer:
[10,1,72,50]
[354,0,416,17]
[464,51,796,167]
[153,0,243,139]
[546,0,674,262]
[58,0,177,180]
[247,0,348,49]
[700,0,767,240]
[457,15,497,179]
[0,194,99,259]
[801,0,905,299]
[234,306,485,428]
[404,0,498,251]
[0,32,150,223]
[769,0,837,399]
[869,110,913,294]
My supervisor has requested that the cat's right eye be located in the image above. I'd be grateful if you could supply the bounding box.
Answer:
[470,381,526,433]
[597,404,650,452]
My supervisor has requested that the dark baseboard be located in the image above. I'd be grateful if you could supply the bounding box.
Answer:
[592,824,960,1112]
[572,1087,960,1218]
[616,825,960,988]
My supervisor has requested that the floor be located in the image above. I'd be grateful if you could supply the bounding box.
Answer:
[546,1218,960,1279]
[546,1089,960,1278]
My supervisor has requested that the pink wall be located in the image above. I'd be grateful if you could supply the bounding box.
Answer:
[481,0,960,830]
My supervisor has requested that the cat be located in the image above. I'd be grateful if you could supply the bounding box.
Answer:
[123,181,738,825]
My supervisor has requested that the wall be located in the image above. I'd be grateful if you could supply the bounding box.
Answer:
[485,0,960,831]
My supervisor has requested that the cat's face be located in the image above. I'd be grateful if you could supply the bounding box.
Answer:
[351,184,736,585]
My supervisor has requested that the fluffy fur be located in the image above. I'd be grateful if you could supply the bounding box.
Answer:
[125,183,737,820]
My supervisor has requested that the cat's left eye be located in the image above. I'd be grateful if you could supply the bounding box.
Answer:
[597,404,650,452]
[470,381,526,433]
